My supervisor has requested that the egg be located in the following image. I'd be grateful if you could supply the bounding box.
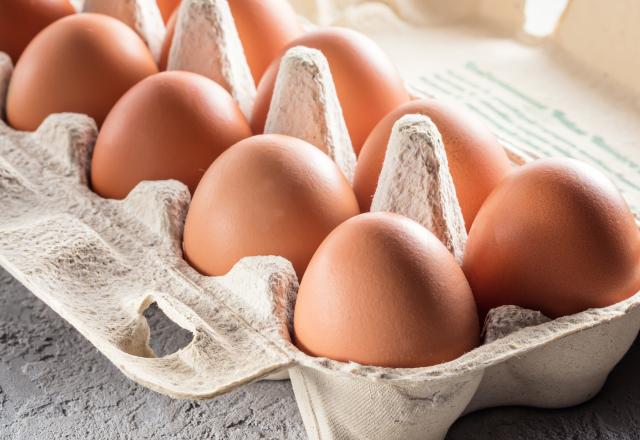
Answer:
[463,158,640,318]
[6,13,157,131]
[158,11,177,70]
[294,212,480,368]
[158,0,302,83]
[183,134,360,277]
[91,71,251,199]
[250,27,410,155]
[354,98,513,229]
[0,0,75,63]
[157,0,180,23]
[228,0,302,83]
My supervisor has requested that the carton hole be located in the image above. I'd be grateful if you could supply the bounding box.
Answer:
[523,0,570,37]
[143,302,193,357]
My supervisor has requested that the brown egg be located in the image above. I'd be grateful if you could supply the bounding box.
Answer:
[158,0,302,83]
[229,0,302,83]
[6,13,157,131]
[91,71,251,199]
[183,134,360,277]
[354,99,512,229]
[0,0,75,63]
[251,27,410,155]
[463,158,640,318]
[294,212,480,368]
[157,0,180,23]
[158,10,177,71]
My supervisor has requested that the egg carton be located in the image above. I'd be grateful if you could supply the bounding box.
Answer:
[1,1,640,439]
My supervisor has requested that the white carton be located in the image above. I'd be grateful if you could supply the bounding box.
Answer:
[1,1,639,439]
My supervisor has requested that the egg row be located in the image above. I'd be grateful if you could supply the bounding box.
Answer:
[1,0,639,370]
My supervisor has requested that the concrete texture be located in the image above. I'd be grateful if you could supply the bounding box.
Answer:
[1,266,639,439]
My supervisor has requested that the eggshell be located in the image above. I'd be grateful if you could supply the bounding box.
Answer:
[91,71,251,199]
[294,212,480,368]
[6,13,157,131]
[354,98,513,229]
[463,158,640,318]
[250,27,411,154]
[159,0,302,83]
[183,134,360,278]
[228,0,302,83]
[157,0,180,23]
[0,0,75,63]
[158,10,177,70]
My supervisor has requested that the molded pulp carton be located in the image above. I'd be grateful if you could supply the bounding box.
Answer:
[1,1,639,439]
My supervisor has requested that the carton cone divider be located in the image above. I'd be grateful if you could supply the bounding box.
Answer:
[371,114,467,263]
[265,46,356,182]
[167,0,256,119]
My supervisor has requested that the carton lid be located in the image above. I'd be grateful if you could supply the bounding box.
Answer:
[318,1,640,217]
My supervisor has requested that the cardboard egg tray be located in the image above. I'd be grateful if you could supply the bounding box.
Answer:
[2,1,640,439]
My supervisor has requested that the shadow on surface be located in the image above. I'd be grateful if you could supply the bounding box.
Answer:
[0,268,304,440]
[1,265,640,439]
[448,334,640,439]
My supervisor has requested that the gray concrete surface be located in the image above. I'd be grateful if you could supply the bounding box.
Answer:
[1,266,639,439]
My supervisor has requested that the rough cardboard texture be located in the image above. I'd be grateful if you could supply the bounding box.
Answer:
[2,1,640,439]
[483,305,551,344]
[290,366,484,440]
[265,47,356,182]
[0,91,297,399]
[371,115,467,264]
